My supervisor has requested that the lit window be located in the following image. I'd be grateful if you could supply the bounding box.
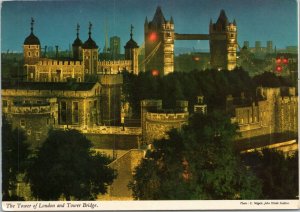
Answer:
[60,101,67,124]
[20,119,26,128]
[36,132,41,141]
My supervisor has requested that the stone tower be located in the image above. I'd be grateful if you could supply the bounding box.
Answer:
[24,18,41,65]
[72,23,83,61]
[144,6,174,75]
[82,22,98,75]
[209,10,237,71]
[124,25,139,75]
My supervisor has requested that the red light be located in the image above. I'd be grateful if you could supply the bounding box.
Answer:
[276,66,282,72]
[283,58,288,64]
[149,32,157,42]
[276,58,281,64]
[152,69,159,76]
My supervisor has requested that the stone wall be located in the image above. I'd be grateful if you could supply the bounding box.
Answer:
[25,59,84,82]
[233,87,298,140]
[145,112,189,143]
[103,149,145,199]
[98,60,132,74]
[86,133,140,150]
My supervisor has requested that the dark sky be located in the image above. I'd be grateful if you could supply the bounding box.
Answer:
[1,0,298,53]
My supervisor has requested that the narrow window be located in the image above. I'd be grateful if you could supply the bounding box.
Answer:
[72,102,79,124]
[60,101,67,124]
[20,119,26,128]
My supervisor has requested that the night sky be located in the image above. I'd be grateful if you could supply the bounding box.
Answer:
[1,0,298,53]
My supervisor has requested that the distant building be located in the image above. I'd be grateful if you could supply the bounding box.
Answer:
[209,10,237,71]
[266,40,273,53]
[110,36,121,56]
[144,6,175,75]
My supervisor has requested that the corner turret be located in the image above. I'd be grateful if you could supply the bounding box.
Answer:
[72,23,83,61]
[124,25,139,75]
[82,22,98,75]
[24,18,41,64]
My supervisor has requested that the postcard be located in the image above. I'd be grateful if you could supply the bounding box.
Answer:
[1,0,299,210]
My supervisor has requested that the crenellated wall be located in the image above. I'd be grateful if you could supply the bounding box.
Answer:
[141,99,189,144]
[232,87,298,140]
[98,60,132,74]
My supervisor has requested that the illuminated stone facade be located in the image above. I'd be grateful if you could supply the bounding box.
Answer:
[22,20,139,83]
[228,87,298,140]
[144,6,174,75]
[2,82,101,146]
[144,8,237,74]
[141,99,189,144]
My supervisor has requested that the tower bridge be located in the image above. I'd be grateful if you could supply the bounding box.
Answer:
[144,7,237,75]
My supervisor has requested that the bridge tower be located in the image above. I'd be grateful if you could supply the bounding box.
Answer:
[209,10,237,71]
[144,6,174,75]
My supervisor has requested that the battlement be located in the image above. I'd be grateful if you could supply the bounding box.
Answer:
[257,87,281,99]
[10,104,52,114]
[276,96,298,103]
[145,111,189,122]
[37,59,82,66]
[98,60,131,66]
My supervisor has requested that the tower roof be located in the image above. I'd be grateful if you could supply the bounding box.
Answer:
[72,23,83,47]
[125,24,139,49]
[151,6,166,26]
[82,22,98,49]
[216,9,229,25]
[24,33,41,45]
[24,18,40,45]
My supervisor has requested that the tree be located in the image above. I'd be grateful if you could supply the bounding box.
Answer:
[26,129,116,200]
[130,112,261,200]
[2,116,30,200]
[241,149,298,199]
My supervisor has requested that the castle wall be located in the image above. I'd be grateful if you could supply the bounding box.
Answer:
[141,99,188,144]
[2,83,101,146]
[98,60,132,74]
[34,60,84,82]
[144,112,189,143]
[233,87,298,140]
